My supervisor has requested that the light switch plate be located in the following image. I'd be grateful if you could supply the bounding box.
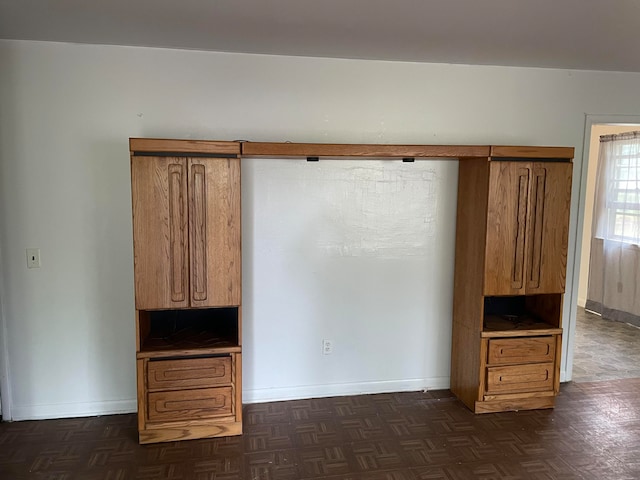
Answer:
[26,248,41,268]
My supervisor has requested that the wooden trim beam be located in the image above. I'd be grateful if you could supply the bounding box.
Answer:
[490,145,574,159]
[129,139,574,161]
[241,142,491,159]
[130,138,240,155]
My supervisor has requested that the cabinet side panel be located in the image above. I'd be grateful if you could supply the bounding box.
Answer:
[189,158,241,307]
[451,322,483,409]
[131,156,189,310]
[453,159,490,329]
[136,359,147,433]
[234,353,242,425]
[136,310,150,351]
[525,293,563,328]
[451,159,489,408]
[527,162,573,294]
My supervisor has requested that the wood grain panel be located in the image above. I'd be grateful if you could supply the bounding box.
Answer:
[554,334,562,394]
[189,163,208,302]
[139,420,242,444]
[475,394,555,413]
[450,158,490,409]
[189,158,241,307]
[490,145,574,159]
[147,357,231,391]
[525,293,564,328]
[241,142,490,158]
[136,359,147,432]
[526,167,547,289]
[130,138,240,155]
[452,158,490,331]
[481,323,562,338]
[484,162,530,295]
[526,162,573,294]
[485,363,555,394]
[233,353,242,424]
[147,387,233,422]
[131,156,189,310]
[487,337,555,365]
[136,310,150,352]
[137,345,242,359]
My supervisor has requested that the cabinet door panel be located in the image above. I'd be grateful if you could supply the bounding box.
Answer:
[484,162,531,295]
[132,156,189,309]
[526,162,572,294]
[189,158,241,307]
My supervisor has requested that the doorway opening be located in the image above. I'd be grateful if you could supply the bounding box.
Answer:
[573,122,640,382]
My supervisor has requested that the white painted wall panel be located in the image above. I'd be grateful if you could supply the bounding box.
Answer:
[242,159,456,401]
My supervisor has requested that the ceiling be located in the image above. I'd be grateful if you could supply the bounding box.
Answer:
[2,0,640,72]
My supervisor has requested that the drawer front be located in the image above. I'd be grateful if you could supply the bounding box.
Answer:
[488,337,555,365]
[147,356,231,390]
[486,363,554,394]
[147,386,233,422]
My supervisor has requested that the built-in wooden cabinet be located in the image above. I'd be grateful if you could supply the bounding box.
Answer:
[130,138,242,444]
[128,139,574,441]
[451,146,573,413]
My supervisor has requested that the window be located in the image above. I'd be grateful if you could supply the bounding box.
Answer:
[606,138,640,244]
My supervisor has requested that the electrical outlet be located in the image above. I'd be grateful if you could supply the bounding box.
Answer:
[26,248,41,269]
[322,339,334,355]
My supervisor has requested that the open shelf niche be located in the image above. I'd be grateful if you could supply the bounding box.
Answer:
[482,294,563,337]
[137,307,240,358]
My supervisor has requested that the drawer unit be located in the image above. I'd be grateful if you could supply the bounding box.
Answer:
[487,336,555,365]
[147,386,233,422]
[486,362,554,395]
[147,356,231,390]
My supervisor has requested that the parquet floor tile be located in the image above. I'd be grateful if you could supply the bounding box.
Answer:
[3,380,640,479]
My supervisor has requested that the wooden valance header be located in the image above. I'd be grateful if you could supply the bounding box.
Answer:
[129,138,574,161]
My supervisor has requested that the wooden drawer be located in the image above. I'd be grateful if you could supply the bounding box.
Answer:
[486,362,554,394]
[147,356,231,390]
[147,386,233,422]
[488,337,555,365]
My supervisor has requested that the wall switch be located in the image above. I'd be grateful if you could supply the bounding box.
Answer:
[322,339,334,355]
[26,248,41,269]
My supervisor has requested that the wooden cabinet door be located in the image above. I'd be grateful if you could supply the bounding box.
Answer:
[484,162,531,296]
[525,162,572,294]
[484,161,572,296]
[188,158,241,307]
[131,156,189,310]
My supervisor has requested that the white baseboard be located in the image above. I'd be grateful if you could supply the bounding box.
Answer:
[243,377,450,404]
[10,378,453,419]
[11,398,137,421]
[577,297,586,308]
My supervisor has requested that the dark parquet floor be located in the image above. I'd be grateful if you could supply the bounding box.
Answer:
[2,379,640,480]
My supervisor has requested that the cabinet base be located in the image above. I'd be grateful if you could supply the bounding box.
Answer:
[474,396,555,414]
[139,421,242,444]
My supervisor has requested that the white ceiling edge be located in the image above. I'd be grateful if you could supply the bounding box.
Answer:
[2,0,640,73]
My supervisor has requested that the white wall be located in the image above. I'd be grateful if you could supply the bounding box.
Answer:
[3,40,640,419]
